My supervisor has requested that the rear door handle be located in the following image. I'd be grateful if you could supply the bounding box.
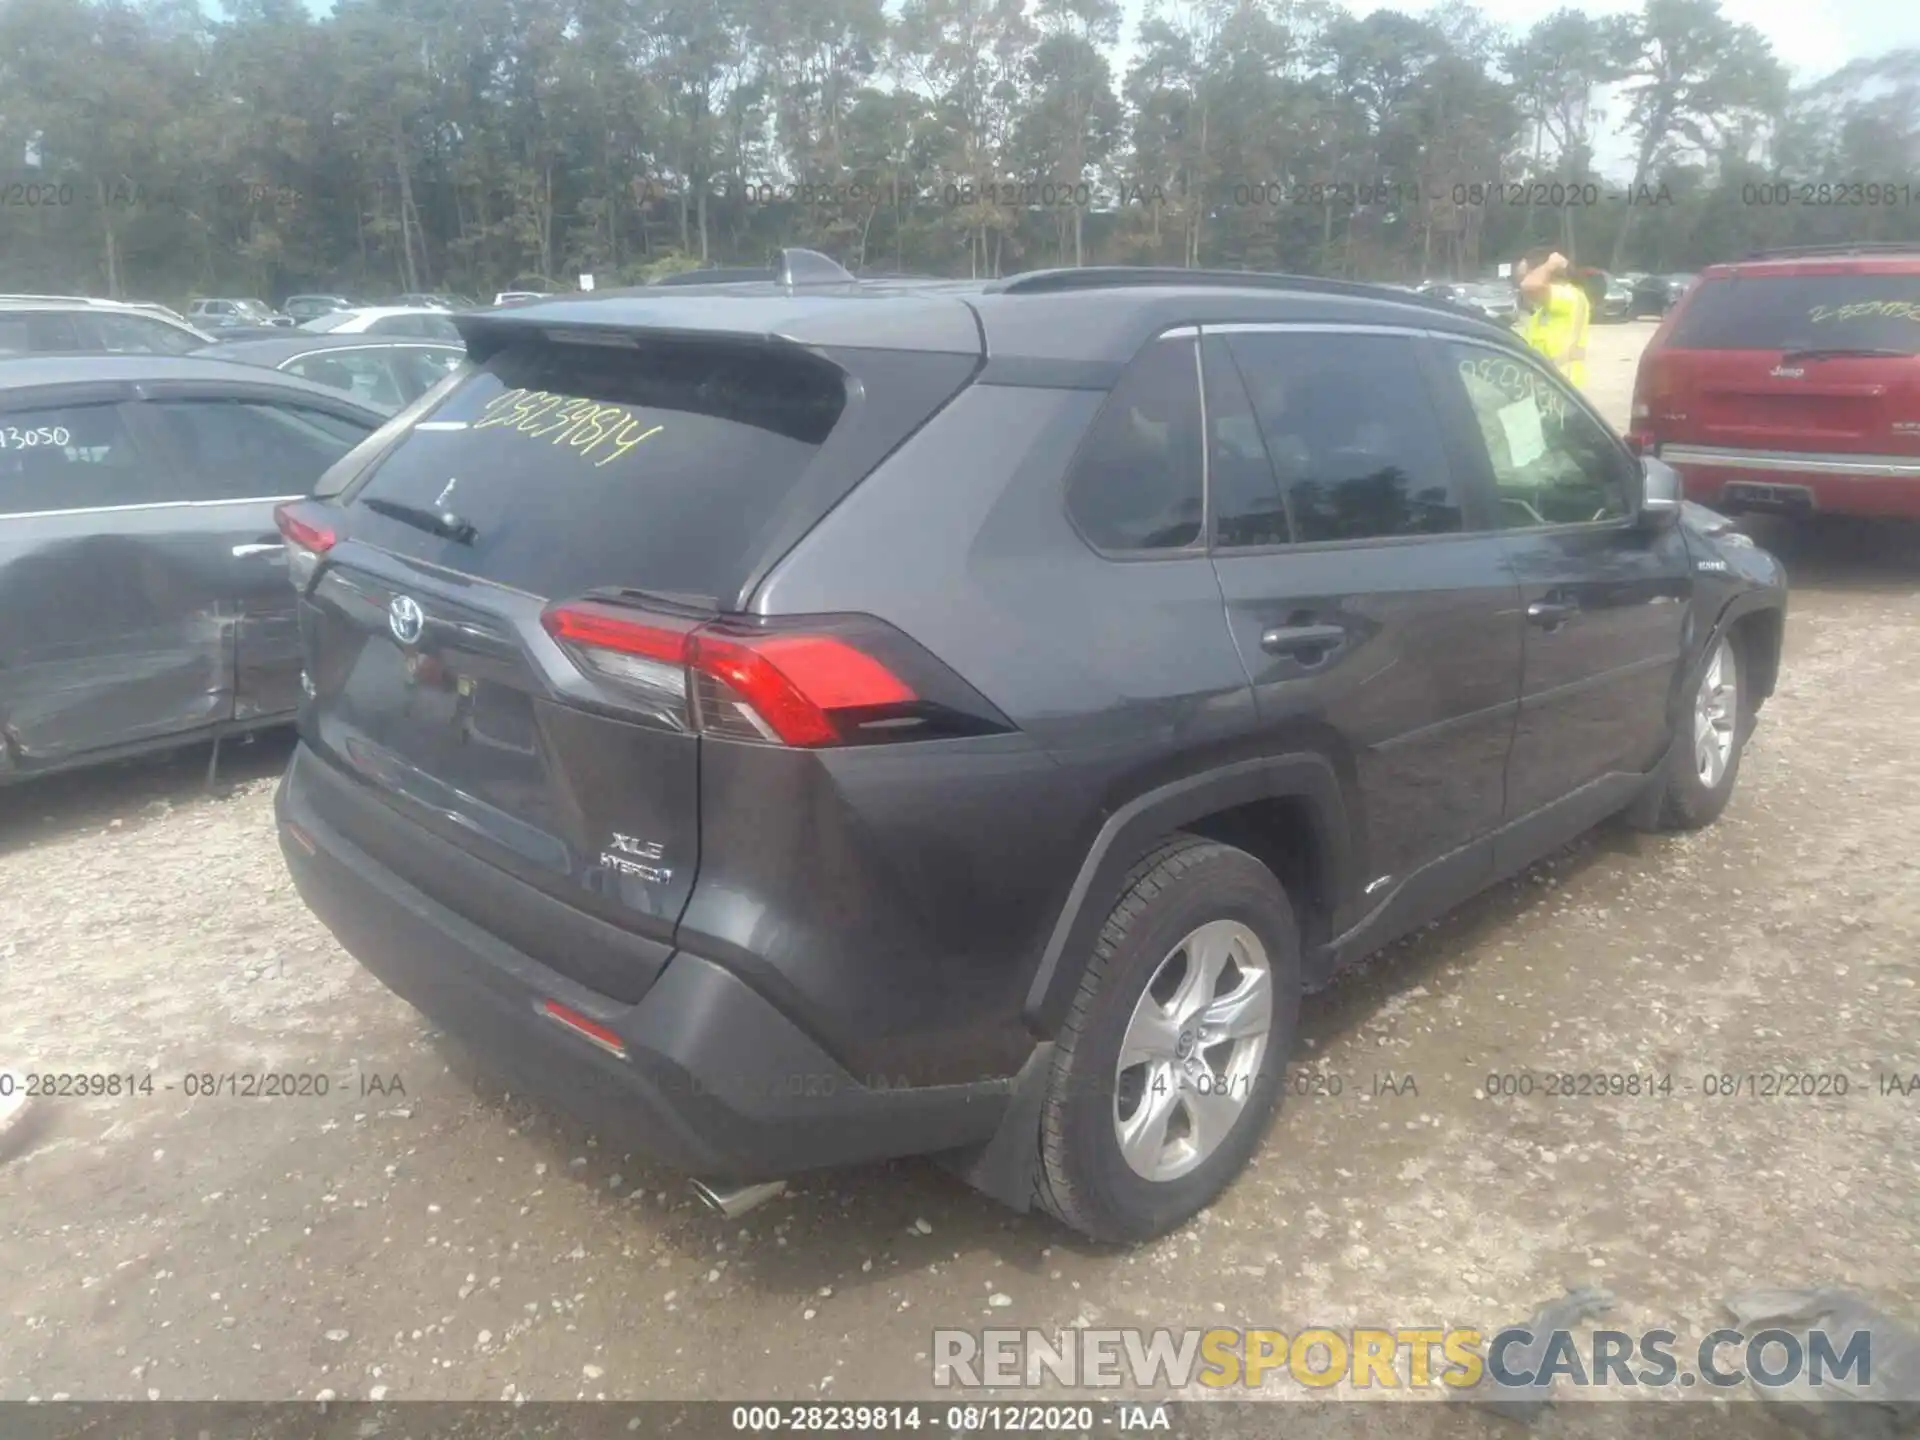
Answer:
[1260,624,1346,659]
[1527,599,1578,628]
[232,543,282,558]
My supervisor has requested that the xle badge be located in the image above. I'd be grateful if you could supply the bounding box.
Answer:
[601,833,672,885]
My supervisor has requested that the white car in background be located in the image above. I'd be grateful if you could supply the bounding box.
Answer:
[492,291,551,306]
[0,296,215,354]
[298,306,464,340]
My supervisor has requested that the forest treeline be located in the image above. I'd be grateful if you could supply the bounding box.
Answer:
[0,0,1916,302]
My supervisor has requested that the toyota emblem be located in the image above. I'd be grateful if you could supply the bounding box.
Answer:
[388,594,425,647]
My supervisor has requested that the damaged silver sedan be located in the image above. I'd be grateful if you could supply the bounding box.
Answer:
[0,355,384,782]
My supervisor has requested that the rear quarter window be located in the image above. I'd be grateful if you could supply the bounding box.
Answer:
[1668,271,1920,352]
[341,336,847,601]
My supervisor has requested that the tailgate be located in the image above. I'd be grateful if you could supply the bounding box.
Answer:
[1647,268,1920,461]
[1657,349,1905,446]
[300,548,698,1000]
[288,323,977,1001]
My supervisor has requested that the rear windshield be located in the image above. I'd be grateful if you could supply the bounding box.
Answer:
[342,336,847,600]
[1668,271,1920,352]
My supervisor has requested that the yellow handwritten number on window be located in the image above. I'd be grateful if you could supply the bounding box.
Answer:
[470,387,664,467]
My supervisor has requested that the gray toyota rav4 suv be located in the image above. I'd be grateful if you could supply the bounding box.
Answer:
[274,259,1786,1242]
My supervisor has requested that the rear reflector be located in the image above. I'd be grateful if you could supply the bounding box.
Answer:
[539,999,629,1059]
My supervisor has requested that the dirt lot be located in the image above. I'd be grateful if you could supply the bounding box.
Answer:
[2,317,1918,1422]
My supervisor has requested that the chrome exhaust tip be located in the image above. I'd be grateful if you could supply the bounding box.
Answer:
[689,1178,787,1220]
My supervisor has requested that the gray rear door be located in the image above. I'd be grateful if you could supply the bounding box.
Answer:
[1201,325,1525,932]
[0,387,238,774]
[123,388,378,725]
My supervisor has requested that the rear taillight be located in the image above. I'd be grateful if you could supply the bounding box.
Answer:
[541,603,700,732]
[275,502,337,591]
[540,599,1008,748]
[692,632,914,745]
[1626,351,1660,453]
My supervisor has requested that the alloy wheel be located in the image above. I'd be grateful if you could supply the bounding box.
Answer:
[1695,636,1739,789]
[1112,920,1273,1182]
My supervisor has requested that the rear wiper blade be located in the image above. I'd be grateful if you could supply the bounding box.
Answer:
[1778,346,1912,362]
[362,496,478,545]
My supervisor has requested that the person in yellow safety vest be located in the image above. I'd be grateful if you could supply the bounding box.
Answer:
[1514,247,1590,388]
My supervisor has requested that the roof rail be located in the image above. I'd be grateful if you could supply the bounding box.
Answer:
[986,265,1471,312]
[1741,242,1920,260]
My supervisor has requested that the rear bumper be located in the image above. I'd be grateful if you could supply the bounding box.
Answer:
[276,742,1010,1181]
[1660,444,1920,519]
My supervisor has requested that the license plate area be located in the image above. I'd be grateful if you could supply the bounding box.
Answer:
[1721,481,1816,514]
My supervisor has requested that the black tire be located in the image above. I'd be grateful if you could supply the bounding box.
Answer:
[1033,834,1301,1244]
[1653,632,1748,831]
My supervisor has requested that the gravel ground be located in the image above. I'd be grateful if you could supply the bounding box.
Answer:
[1,320,1917,1426]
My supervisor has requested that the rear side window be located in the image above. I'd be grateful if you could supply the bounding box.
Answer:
[0,313,84,354]
[395,348,465,398]
[1225,331,1464,542]
[1203,337,1289,548]
[285,350,407,408]
[140,400,370,500]
[1668,272,1920,353]
[0,404,141,514]
[91,313,204,356]
[342,337,848,600]
[1064,335,1204,552]
[369,313,462,341]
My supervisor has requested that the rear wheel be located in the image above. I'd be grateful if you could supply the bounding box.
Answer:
[1652,632,1746,830]
[1033,835,1300,1244]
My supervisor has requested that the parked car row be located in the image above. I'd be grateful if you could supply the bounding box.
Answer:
[0,296,211,355]
[1413,279,1520,325]
[1414,272,1634,324]
[189,298,295,329]
[298,307,464,340]
[0,297,468,409]
[287,294,481,320]
[1619,272,1698,317]
[194,334,464,410]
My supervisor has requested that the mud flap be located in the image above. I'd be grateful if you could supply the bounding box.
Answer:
[935,1042,1055,1213]
[1620,742,1672,832]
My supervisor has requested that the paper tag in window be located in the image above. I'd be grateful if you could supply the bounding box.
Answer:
[1497,397,1547,468]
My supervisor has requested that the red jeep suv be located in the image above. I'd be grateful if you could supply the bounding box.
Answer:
[1628,245,1920,519]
